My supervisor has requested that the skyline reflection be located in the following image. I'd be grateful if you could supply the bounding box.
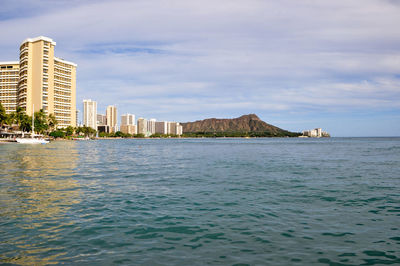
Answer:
[0,142,80,265]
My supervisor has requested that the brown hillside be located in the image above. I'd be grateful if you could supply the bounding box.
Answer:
[181,114,288,134]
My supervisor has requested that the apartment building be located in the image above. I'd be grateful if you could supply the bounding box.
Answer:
[0,36,77,127]
[169,122,183,136]
[75,110,79,127]
[121,113,135,126]
[83,99,97,129]
[106,105,117,133]
[120,124,137,135]
[155,121,168,134]
[120,113,136,135]
[97,114,106,126]
[147,118,156,135]
[302,128,330,137]
[137,117,147,136]
[0,62,19,114]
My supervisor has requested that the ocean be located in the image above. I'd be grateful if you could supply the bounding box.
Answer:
[1,138,399,265]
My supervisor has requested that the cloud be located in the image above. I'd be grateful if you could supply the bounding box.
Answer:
[0,0,400,135]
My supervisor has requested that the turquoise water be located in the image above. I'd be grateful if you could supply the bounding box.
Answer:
[1,138,399,265]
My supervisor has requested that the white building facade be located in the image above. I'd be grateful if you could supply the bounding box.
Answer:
[83,99,97,129]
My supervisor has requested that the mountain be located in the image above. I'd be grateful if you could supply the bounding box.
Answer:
[181,114,300,136]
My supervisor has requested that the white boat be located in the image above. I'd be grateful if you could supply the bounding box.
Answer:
[16,138,49,144]
[16,104,49,144]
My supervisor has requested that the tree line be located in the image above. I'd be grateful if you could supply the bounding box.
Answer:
[0,103,57,134]
[0,103,96,137]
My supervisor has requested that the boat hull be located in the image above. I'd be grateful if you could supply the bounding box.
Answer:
[16,138,49,144]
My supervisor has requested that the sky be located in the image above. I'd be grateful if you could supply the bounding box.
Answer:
[0,0,399,136]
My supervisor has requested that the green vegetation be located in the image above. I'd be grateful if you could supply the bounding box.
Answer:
[98,131,132,138]
[0,103,6,125]
[149,133,178,138]
[34,109,48,134]
[0,103,99,138]
[49,130,65,138]
[0,105,32,132]
[75,126,97,137]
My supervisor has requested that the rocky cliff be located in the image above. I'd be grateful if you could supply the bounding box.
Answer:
[181,114,294,135]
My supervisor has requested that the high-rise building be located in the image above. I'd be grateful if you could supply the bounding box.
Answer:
[75,110,79,127]
[120,125,137,135]
[0,36,77,127]
[155,121,168,134]
[0,61,19,114]
[168,122,183,136]
[177,124,183,135]
[121,113,135,126]
[97,114,106,126]
[137,117,147,135]
[147,118,156,135]
[120,113,136,135]
[106,105,117,133]
[83,99,97,129]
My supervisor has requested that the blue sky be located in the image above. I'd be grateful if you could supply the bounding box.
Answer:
[0,0,399,136]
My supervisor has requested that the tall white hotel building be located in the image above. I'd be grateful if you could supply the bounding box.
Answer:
[83,99,97,129]
[0,36,77,127]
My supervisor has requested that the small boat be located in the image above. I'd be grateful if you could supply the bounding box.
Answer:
[16,138,49,144]
[16,104,49,144]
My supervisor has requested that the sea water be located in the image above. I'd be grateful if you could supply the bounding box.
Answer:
[0,138,399,265]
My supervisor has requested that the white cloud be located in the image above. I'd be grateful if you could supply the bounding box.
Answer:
[1,0,400,135]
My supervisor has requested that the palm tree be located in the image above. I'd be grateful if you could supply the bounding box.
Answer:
[34,109,48,134]
[13,107,25,128]
[47,113,58,133]
[19,114,31,132]
[65,126,74,136]
[0,103,7,126]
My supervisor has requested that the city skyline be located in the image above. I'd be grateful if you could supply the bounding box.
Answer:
[82,99,182,136]
[1,1,399,136]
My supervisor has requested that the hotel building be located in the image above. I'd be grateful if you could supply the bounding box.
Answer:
[120,113,136,135]
[0,36,76,127]
[147,118,156,135]
[121,113,135,126]
[97,114,106,126]
[137,118,148,136]
[76,110,80,127]
[169,122,183,136]
[0,62,19,114]
[155,121,168,134]
[106,105,117,133]
[83,99,97,129]
[302,128,330,137]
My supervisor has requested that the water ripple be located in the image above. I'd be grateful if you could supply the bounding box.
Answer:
[1,138,399,265]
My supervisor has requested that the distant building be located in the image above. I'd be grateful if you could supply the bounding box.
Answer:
[83,99,97,129]
[75,110,79,127]
[137,118,148,136]
[121,113,135,126]
[168,122,183,136]
[147,118,156,135]
[155,121,168,134]
[106,105,117,133]
[120,125,137,135]
[0,62,19,114]
[177,124,183,135]
[302,128,330,137]
[97,114,106,126]
[97,125,110,134]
